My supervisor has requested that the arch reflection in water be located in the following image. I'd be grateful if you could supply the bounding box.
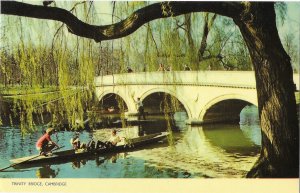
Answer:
[202,124,261,156]
[240,124,261,146]
[239,105,261,146]
[129,125,260,178]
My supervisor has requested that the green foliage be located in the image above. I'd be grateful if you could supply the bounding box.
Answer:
[0,2,99,134]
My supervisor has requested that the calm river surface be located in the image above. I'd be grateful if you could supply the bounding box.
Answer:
[0,106,261,178]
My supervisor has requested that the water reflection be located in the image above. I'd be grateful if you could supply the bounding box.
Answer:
[71,159,87,169]
[127,125,260,178]
[202,124,260,155]
[108,153,128,163]
[173,112,188,130]
[240,124,261,146]
[36,165,58,178]
[0,107,261,178]
[95,156,105,166]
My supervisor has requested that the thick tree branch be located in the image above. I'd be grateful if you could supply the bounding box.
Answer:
[1,1,243,42]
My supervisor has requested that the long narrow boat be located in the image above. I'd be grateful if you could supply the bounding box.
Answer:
[111,119,157,127]
[10,132,169,166]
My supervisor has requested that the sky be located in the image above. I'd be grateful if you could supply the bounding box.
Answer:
[278,2,300,38]
[278,2,300,70]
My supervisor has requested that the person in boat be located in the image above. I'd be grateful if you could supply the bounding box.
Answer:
[70,132,86,150]
[93,130,123,150]
[36,128,59,156]
[134,97,146,120]
[108,129,122,146]
[70,133,80,150]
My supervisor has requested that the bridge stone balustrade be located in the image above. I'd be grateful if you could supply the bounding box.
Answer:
[94,71,299,125]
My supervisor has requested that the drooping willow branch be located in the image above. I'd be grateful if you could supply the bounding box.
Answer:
[1,1,243,42]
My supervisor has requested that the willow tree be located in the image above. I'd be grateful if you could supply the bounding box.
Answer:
[0,1,102,131]
[1,1,298,178]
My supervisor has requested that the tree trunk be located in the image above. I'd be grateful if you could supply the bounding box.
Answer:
[198,13,217,61]
[234,2,299,177]
[184,14,195,50]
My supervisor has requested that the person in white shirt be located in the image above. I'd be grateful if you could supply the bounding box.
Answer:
[108,130,121,145]
[87,130,128,151]
[92,130,121,150]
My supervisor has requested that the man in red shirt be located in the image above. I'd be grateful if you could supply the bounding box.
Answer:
[36,128,59,155]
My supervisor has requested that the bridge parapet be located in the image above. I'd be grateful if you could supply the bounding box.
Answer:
[95,71,299,89]
[95,71,257,88]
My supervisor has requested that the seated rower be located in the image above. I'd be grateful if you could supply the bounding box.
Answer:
[93,130,125,150]
[106,129,124,147]
[70,132,86,150]
[36,128,59,156]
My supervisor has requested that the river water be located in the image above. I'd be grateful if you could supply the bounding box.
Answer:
[0,105,261,178]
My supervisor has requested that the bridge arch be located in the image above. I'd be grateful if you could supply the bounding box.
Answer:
[198,94,258,123]
[140,88,192,119]
[97,89,132,112]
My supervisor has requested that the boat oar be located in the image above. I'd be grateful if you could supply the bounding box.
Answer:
[0,169,34,173]
[0,146,64,172]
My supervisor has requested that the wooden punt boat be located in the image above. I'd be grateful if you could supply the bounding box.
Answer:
[111,119,156,127]
[10,132,169,166]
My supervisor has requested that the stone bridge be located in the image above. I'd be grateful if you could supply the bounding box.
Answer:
[94,71,299,124]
